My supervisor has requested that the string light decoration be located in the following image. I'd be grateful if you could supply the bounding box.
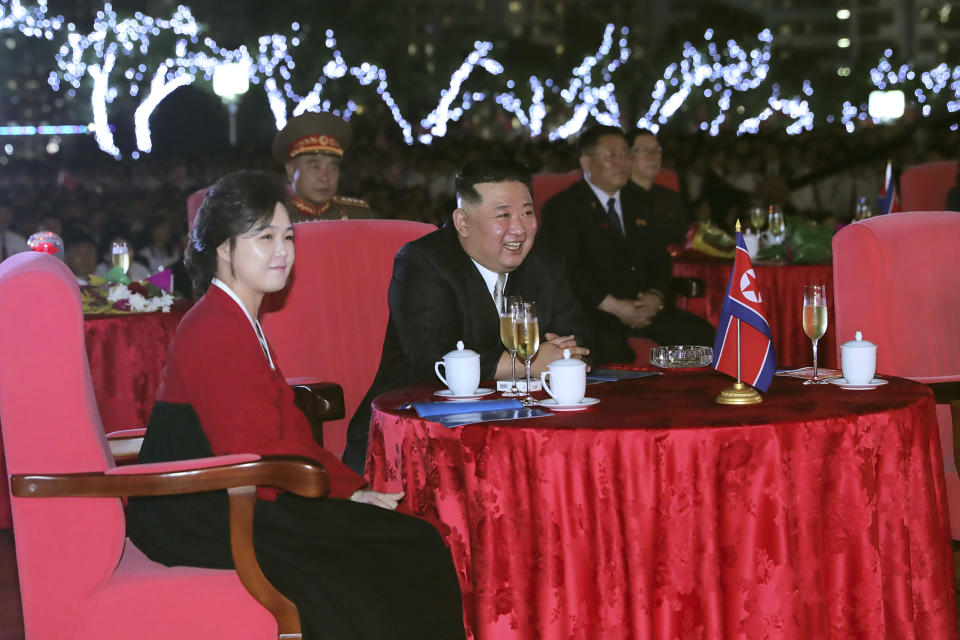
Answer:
[3,0,960,158]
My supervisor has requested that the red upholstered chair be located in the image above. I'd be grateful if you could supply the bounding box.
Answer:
[0,252,329,639]
[260,219,436,457]
[532,169,582,218]
[832,211,960,537]
[900,161,958,212]
[186,186,210,230]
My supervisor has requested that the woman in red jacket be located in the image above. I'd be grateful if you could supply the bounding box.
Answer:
[127,170,464,640]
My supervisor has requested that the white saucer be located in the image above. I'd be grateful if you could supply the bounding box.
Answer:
[537,397,600,411]
[434,388,496,401]
[826,377,889,390]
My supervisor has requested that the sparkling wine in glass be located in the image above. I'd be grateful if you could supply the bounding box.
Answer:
[499,296,523,397]
[516,301,540,403]
[111,240,131,274]
[767,205,786,244]
[749,204,766,231]
[802,284,828,384]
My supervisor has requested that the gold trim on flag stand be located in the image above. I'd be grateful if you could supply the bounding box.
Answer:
[716,224,763,405]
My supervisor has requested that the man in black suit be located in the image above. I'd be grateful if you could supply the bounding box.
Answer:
[342,158,590,474]
[540,125,714,365]
[627,128,692,248]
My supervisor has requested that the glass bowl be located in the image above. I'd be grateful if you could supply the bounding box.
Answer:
[649,345,714,369]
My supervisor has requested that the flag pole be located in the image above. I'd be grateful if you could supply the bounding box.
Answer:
[716,220,763,406]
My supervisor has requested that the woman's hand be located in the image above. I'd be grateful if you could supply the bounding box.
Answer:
[350,489,405,511]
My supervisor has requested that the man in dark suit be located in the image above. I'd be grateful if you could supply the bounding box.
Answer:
[540,125,714,365]
[628,128,691,248]
[342,158,590,473]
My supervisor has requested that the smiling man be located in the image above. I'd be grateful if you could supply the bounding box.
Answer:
[342,158,590,473]
[272,111,374,221]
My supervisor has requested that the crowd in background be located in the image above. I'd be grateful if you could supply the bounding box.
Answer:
[0,116,956,287]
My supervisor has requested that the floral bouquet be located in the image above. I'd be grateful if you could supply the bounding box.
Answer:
[80,267,176,314]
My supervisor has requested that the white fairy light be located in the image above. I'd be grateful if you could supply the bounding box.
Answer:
[4,1,960,156]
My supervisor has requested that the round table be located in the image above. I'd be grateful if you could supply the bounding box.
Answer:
[672,256,836,369]
[368,371,955,640]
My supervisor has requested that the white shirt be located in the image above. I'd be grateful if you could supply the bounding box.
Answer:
[584,177,623,231]
[470,259,507,305]
[211,277,276,370]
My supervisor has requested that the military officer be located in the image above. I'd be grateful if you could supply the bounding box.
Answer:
[272,112,374,221]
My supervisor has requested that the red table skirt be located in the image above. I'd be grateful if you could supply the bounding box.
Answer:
[0,311,184,529]
[673,257,837,369]
[368,372,955,639]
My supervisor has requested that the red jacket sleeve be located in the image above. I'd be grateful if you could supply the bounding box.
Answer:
[159,290,366,499]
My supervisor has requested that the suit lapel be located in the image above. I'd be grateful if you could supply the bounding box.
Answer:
[578,181,627,246]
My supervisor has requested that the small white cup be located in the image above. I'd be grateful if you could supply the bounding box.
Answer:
[840,331,877,385]
[540,348,586,405]
[435,340,480,396]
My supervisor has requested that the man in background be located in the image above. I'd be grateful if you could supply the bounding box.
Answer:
[540,125,714,365]
[272,112,374,221]
[627,128,691,248]
[342,158,590,473]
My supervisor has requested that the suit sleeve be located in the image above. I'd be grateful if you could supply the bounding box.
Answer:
[388,247,503,381]
[540,195,609,310]
[530,243,593,352]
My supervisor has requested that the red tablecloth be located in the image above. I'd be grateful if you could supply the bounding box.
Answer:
[368,372,955,640]
[0,311,184,529]
[673,257,836,369]
[83,311,185,430]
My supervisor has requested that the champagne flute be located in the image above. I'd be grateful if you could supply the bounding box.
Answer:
[767,205,785,244]
[802,284,828,384]
[111,240,131,274]
[515,301,540,404]
[749,204,766,232]
[499,295,523,397]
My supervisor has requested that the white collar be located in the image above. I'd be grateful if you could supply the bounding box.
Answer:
[584,177,621,213]
[470,259,507,302]
[211,278,275,370]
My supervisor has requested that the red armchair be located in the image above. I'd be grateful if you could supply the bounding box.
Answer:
[0,252,330,639]
[260,219,436,457]
[900,160,958,213]
[832,211,960,537]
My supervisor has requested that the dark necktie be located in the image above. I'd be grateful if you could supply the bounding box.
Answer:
[606,197,623,236]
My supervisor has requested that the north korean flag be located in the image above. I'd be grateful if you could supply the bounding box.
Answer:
[711,232,776,391]
[877,160,901,215]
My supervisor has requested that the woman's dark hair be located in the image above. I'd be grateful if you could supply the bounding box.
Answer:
[185,170,292,296]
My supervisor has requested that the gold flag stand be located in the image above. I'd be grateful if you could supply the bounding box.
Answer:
[716,220,763,405]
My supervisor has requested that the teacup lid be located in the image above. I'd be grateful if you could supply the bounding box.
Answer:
[841,331,876,349]
[550,348,585,367]
[444,340,479,358]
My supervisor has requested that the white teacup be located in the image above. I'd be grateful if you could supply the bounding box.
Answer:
[540,348,586,405]
[435,340,480,396]
[840,331,877,385]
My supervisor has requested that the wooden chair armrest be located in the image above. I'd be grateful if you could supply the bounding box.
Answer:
[289,380,345,447]
[11,454,327,638]
[10,454,329,499]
